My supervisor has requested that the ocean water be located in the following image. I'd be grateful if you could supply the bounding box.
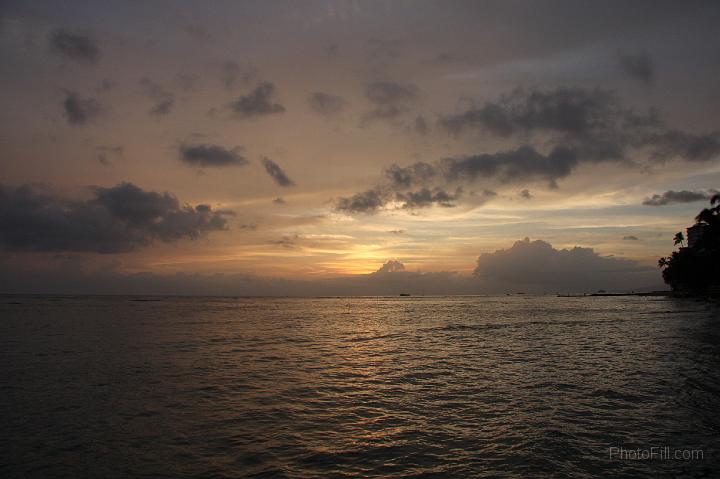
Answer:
[1,295,718,478]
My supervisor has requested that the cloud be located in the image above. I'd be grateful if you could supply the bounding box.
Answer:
[223,61,256,89]
[338,86,720,215]
[443,145,580,187]
[139,78,175,118]
[373,259,405,274]
[228,82,285,118]
[308,92,345,116]
[96,145,123,166]
[439,87,652,139]
[520,189,532,199]
[385,162,438,188]
[261,157,295,187]
[647,130,720,162]
[366,81,418,105]
[62,90,102,126]
[178,144,247,168]
[622,235,639,241]
[362,81,419,123]
[335,188,387,214]
[0,182,231,253]
[413,115,428,135]
[438,86,719,164]
[1,257,472,296]
[473,238,658,293]
[336,184,486,213]
[642,189,716,206]
[384,145,581,190]
[271,234,299,249]
[396,187,461,209]
[48,29,99,64]
[618,51,655,85]
[273,197,287,205]
[2,237,663,296]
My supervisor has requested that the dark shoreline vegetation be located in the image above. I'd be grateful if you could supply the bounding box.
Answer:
[658,195,720,300]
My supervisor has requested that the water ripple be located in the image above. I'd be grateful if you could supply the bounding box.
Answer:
[0,295,718,478]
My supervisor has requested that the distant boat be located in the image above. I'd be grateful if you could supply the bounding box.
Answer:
[399,293,411,297]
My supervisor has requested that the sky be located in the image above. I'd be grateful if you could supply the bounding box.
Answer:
[1,0,719,295]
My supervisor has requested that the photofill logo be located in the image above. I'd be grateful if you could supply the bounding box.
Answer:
[609,446,704,461]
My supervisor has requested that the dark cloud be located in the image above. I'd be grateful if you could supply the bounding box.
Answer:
[520,189,532,199]
[178,144,247,168]
[439,86,719,164]
[223,62,256,89]
[385,162,438,189]
[273,197,287,206]
[0,182,230,253]
[414,115,428,136]
[336,183,491,213]
[623,235,639,241]
[642,190,716,206]
[335,189,387,214]
[228,82,285,118]
[439,87,651,139]
[96,146,123,166]
[647,130,720,162]
[271,234,299,249]
[362,81,419,123]
[139,78,175,118]
[62,91,102,126]
[442,146,579,188]
[396,188,461,209]
[48,29,99,64]
[338,154,520,213]
[366,81,418,105]
[474,238,657,293]
[338,86,720,215]
[618,51,655,85]
[150,99,173,117]
[261,157,295,187]
[308,92,345,116]
[385,145,581,190]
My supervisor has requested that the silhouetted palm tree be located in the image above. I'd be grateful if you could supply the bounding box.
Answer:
[674,232,684,248]
[659,194,719,293]
[696,193,720,226]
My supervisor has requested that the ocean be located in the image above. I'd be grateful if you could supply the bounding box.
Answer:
[1,295,718,478]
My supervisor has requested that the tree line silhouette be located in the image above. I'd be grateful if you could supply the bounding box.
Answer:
[658,194,720,294]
